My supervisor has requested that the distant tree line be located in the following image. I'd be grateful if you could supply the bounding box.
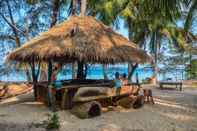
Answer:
[0,0,196,82]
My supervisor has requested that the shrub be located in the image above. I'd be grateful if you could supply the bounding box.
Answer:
[186,60,197,79]
[45,113,60,130]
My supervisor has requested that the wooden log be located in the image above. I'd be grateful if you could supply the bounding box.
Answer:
[116,95,144,109]
[133,95,145,109]
[0,84,8,98]
[71,101,101,119]
[132,86,141,96]
[98,97,113,107]
[116,95,138,108]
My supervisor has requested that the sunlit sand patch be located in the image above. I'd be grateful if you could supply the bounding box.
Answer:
[21,101,44,106]
[0,97,20,105]
[155,98,180,105]
[154,91,184,98]
[154,98,196,112]
[102,105,138,113]
[159,112,195,121]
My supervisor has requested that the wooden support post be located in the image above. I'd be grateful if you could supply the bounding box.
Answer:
[180,83,182,91]
[47,61,56,111]
[61,88,68,109]
[77,61,85,79]
[29,60,38,100]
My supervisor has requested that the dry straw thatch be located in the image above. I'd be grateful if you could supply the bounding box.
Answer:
[7,16,151,64]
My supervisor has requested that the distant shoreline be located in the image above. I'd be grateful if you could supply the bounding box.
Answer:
[0,67,186,82]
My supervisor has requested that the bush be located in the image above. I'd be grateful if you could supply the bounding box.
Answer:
[186,60,197,79]
[45,113,60,130]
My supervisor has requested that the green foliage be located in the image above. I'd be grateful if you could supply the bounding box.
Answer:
[26,0,40,4]
[86,0,196,80]
[186,59,197,79]
[45,113,60,130]
[184,0,197,32]
[0,0,196,80]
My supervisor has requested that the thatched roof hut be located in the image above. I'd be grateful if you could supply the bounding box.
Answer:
[7,16,151,64]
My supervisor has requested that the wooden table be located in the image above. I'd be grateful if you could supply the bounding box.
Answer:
[159,81,182,91]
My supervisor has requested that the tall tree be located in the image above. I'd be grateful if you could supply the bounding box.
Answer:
[113,0,196,83]
[184,0,197,32]
[51,0,60,27]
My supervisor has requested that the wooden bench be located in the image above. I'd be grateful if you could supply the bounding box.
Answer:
[159,81,182,91]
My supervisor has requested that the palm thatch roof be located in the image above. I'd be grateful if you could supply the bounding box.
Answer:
[7,16,151,64]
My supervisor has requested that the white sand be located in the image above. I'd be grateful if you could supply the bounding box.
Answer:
[0,85,197,131]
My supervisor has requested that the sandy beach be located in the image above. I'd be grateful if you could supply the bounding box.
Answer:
[0,0,196,130]
[0,84,197,131]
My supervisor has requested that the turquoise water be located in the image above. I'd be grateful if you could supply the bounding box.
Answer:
[0,65,185,82]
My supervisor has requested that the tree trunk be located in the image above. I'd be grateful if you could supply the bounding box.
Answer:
[47,61,56,111]
[77,61,85,79]
[46,0,61,111]
[50,0,60,27]
[38,0,60,82]
[128,63,138,80]
[127,17,138,80]
[80,0,87,16]
[4,0,32,81]
[152,31,160,85]
[127,17,132,79]
[72,62,77,79]
[102,64,108,80]
[5,0,21,47]
[70,0,78,79]
[74,0,88,80]
[30,60,37,100]
[25,66,32,82]
[84,64,88,78]
[71,0,77,15]
[128,63,132,79]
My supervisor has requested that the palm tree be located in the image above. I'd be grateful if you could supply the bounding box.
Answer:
[183,0,197,32]
[113,0,196,83]
[84,0,196,82]
[28,0,196,82]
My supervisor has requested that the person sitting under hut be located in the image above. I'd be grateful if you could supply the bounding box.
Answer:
[113,72,122,95]
[120,73,134,94]
[51,64,62,101]
[121,73,129,86]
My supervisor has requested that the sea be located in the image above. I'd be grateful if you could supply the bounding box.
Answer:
[0,64,186,82]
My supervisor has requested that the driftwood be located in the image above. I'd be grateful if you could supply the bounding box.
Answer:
[116,95,137,108]
[71,101,101,119]
[0,84,8,98]
[133,95,145,109]
[0,83,32,100]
